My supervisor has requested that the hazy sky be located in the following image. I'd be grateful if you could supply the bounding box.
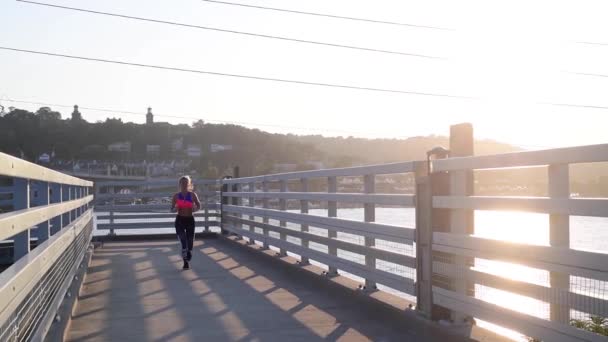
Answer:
[1,0,607,148]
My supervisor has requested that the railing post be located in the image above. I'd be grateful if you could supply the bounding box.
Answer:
[414,161,433,317]
[234,182,243,240]
[221,179,229,235]
[326,176,338,276]
[50,183,62,235]
[549,163,570,324]
[262,180,270,249]
[109,210,115,236]
[203,183,209,232]
[364,174,377,290]
[247,181,255,244]
[300,178,310,265]
[36,181,51,243]
[278,180,288,256]
[13,178,30,261]
[448,123,475,324]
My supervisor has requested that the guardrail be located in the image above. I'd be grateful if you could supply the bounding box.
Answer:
[221,161,421,296]
[425,143,608,342]
[219,124,608,342]
[94,179,221,234]
[0,152,94,341]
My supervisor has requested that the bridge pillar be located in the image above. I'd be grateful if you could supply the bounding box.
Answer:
[13,178,30,261]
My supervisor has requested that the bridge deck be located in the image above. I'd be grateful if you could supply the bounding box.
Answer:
[66,237,458,342]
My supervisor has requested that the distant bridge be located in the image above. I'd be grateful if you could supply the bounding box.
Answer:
[0,123,606,342]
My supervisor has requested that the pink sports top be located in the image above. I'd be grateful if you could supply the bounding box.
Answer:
[176,192,194,209]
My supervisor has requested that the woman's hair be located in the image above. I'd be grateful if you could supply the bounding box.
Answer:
[178,175,194,192]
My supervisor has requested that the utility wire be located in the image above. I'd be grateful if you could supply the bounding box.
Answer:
[199,0,450,31]
[569,72,608,78]
[17,0,440,59]
[576,41,608,47]
[0,46,471,99]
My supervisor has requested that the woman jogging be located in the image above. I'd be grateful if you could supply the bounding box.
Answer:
[171,176,201,270]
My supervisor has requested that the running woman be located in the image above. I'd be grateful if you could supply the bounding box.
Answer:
[171,176,201,270]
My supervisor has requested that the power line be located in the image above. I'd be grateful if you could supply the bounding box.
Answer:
[199,0,450,31]
[576,41,608,47]
[569,72,608,78]
[17,0,440,60]
[546,102,608,110]
[0,46,471,99]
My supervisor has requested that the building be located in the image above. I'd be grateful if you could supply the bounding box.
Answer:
[146,107,153,124]
[71,105,82,121]
[210,144,233,153]
[108,141,131,153]
[186,145,202,157]
[171,137,184,152]
[146,145,161,155]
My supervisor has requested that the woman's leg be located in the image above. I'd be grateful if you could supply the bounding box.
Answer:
[185,217,195,261]
[175,217,188,261]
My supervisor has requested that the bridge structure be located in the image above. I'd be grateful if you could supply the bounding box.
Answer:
[0,123,606,341]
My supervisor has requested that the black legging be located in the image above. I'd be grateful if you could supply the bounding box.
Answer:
[175,215,195,261]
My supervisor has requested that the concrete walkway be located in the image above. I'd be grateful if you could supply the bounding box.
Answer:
[66,237,460,342]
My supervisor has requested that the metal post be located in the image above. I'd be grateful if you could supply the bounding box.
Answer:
[247,182,255,244]
[278,180,288,256]
[414,161,433,317]
[448,123,475,324]
[203,183,209,232]
[234,182,243,240]
[300,178,310,265]
[221,179,229,235]
[327,176,338,276]
[50,183,63,235]
[549,163,570,323]
[13,178,30,261]
[109,210,115,236]
[364,174,377,290]
[262,181,270,249]
[36,181,51,243]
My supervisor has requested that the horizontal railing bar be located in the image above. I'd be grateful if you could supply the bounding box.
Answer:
[222,205,415,243]
[94,203,221,212]
[433,261,608,318]
[432,144,608,172]
[96,178,219,187]
[0,195,93,241]
[96,191,220,200]
[97,221,220,230]
[222,162,415,184]
[223,192,415,206]
[225,224,416,296]
[96,212,221,220]
[0,152,93,186]
[433,286,605,342]
[433,196,608,217]
[0,210,93,324]
[433,233,608,281]
[226,216,416,268]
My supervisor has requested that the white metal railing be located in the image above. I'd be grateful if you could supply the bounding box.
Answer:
[220,140,608,342]
[220,161,419,295]
[94,178,222,234]
[425,143,608,342]
[0,152,94,341]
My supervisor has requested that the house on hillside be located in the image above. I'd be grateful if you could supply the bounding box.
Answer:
[108,141,131,153]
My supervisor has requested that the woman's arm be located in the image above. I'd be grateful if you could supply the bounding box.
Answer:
[170,194,177,213]
[192,192,202,212]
